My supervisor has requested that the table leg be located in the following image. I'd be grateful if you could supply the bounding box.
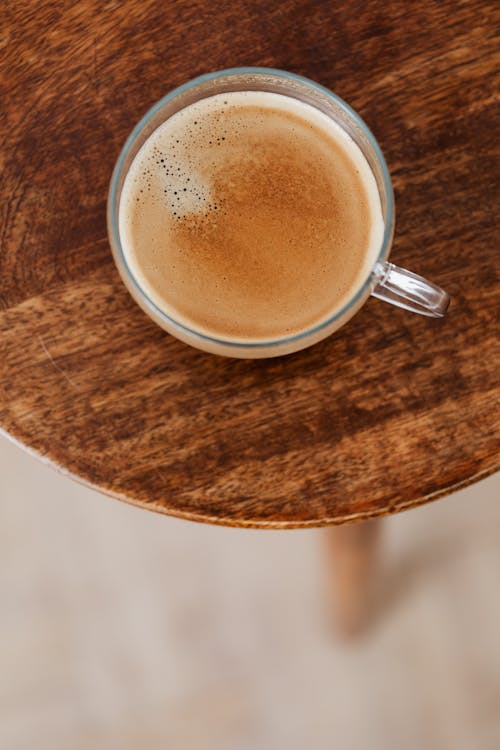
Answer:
[323,518,382,635]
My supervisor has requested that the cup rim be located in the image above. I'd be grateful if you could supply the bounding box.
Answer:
[108,66,394,350]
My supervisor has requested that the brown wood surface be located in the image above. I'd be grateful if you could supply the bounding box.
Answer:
[1,0,499,528]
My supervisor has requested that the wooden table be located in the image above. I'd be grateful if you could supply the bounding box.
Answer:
[1,1,499,534]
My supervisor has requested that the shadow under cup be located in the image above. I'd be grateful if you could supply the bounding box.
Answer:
[108,67,394,358]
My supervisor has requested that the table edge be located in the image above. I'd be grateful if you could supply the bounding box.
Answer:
[2,426,498,529]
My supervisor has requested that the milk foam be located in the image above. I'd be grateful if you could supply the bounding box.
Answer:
[119,91,384,341]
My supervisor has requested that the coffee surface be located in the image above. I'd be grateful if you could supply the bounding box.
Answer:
[119,92,384,340]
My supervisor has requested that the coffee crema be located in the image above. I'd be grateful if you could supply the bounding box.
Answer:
[119,91,384,341]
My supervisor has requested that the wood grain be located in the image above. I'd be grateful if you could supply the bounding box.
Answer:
[1,0,499,527]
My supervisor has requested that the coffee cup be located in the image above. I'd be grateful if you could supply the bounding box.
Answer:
[108,68,449,358]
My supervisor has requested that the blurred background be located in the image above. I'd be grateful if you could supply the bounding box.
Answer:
[1,433,499,750]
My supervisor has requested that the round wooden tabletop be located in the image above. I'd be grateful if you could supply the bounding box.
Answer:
[1,1,498,528]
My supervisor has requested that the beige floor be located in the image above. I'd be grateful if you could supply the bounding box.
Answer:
[0,434,499,750]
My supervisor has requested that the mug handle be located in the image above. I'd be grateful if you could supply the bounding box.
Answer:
[371,262,450,318]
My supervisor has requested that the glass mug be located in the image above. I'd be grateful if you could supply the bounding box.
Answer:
[108,67,450,358]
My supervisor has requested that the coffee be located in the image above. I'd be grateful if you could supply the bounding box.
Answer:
[119,91,384,341]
